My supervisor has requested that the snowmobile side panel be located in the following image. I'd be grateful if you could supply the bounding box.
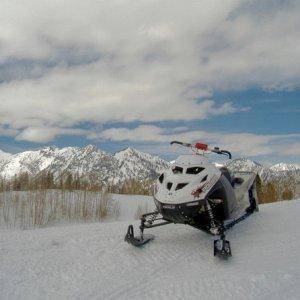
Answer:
[206,174,236,220]
[229,172,257,219]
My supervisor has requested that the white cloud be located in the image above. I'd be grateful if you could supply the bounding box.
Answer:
[278,143,300,156]
[100,125,300,157]
[0,126,18,137]
[101,125,165,143]
[15,127,90,143]
[0,74,239,131]
[0,0,299,145]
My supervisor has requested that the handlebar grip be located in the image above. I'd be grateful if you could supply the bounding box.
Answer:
[170,141,182,145]
[212,147,232,159]
[170,141,192,147]
[221,150,232,159]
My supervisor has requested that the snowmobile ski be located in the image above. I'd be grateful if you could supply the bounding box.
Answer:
[214,236,232,258]
[125,225,154,247]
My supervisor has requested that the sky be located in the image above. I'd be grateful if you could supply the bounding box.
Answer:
[0,0,299,163]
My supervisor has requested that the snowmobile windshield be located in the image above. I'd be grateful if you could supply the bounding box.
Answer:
[175,183,188,190]
[186,167,205,174]
[172,166,183,174]
[158,173,164,183]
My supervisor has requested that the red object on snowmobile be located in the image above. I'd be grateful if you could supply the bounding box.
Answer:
[195,142,208,151]
[191,187,203,197]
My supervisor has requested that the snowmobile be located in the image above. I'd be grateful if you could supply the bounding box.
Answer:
[125,141,259,258]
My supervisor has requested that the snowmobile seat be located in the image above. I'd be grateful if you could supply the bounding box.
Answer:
[220,167,244,187]
[233,177,244,185]
[219,167,233,185]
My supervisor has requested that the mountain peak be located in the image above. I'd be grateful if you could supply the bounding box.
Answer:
[118,146,138,154]
[225,157,262,172]
[41,146,58,152]
[114,147,143,159]
[270,163,300,172]
[83,144,100,153]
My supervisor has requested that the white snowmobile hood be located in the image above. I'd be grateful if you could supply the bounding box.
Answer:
[154,154,221,204]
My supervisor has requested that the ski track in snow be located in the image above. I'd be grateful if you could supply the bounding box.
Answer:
[1,200,300,300]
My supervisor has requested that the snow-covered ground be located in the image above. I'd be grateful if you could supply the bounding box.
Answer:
[1,197,300,300]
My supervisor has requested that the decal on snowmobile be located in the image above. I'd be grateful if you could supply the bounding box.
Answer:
[185,202,200,207]
[162,204,176,209]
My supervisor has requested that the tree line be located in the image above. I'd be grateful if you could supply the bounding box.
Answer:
[0,171,154,196]
[0,171,298,201]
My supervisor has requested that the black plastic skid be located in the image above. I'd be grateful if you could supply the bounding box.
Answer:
[124,225,155,247]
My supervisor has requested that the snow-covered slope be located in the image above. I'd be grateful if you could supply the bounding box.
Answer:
[0,146,169,184]
[40,146,121,184]
[226,158,300,182]
[0,148,57,178]
[225,158,262,173]
[114,147,169,181]
[0,149,12,165]
[270,162,300,172]
[1,198,299,299]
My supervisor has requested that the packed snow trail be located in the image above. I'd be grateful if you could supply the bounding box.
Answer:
[1,200,300,300]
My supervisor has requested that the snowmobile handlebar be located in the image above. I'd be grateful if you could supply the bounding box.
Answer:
[170,141,232,159]
[170,141,192,147]
[211,148,232,159]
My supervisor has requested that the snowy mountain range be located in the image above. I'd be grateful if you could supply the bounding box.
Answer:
[0,146,299,184]
[225,158,300,182]
[0,145,169,184]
